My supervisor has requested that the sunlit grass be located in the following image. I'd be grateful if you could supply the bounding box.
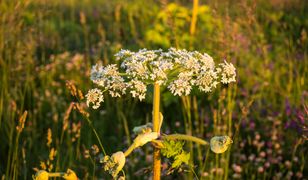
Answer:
[0,0,307,179]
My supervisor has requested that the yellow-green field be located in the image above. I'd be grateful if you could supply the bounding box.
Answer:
[0,0,307,179]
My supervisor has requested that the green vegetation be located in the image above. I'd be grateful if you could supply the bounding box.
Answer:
[0,0,307,179]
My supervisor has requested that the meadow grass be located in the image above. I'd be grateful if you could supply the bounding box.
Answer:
[0,0,307,179]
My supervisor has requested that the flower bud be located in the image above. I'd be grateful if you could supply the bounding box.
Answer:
[111,151,126,178]
[63,169,78,180]
[133,123,153,135]
[34,170,49,180]
[210,136,233,154]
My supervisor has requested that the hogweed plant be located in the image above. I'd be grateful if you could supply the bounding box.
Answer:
[86,48,236,179]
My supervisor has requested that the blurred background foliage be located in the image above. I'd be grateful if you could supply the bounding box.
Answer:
[0,0,307,179]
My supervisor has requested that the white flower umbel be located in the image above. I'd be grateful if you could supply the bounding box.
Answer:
[168,72,193,96]
[91,64,126,98]
[127,79,147,101]
[87,48,236,108]
[85,88,104,109]
[196,70,219,92]
[219,60,236,84]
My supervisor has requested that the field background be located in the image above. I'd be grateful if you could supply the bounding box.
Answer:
[0,0,307,179]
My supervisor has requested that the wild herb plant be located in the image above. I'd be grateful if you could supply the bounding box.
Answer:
[1,0,306,180]
[86,48,236,179]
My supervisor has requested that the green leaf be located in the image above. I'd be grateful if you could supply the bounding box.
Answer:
[161,140,191,171]
[161,140,184,158]
[172,151,190,169]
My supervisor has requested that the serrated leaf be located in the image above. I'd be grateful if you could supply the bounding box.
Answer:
[172,151,190,169]
[161,140,185,158]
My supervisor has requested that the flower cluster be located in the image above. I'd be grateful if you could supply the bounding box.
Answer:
[86,48,236,109]
[85,88,104,109]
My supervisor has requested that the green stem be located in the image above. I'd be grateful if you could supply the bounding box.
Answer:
[88,155,96,179]
[75,96,107,156]
[124,143,136,157]
[84,116,107,156]
[48,172,66,177]
[119,111,132,145]
[189,165,200,180]
[162,134,208,146]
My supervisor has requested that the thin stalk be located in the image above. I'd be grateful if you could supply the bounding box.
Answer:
[84,115,107,156]
[215,154,219,180]
[162,134,208,146]
[119,111,132,145]
[189,0,199,49]
[5,113,15,178]
[181,96,194,180]
[89,155,96,180]
[189,165,200,180]
[153,83,161,180]
[200,147,210,175]
[124,143,136,157]
[48,172,66,177]
[75,95,107,156]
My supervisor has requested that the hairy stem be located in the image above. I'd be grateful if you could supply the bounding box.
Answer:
[124,143,136,157]
[48,172,65,177]
[162,134,208,146]
[153,83,161,180]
